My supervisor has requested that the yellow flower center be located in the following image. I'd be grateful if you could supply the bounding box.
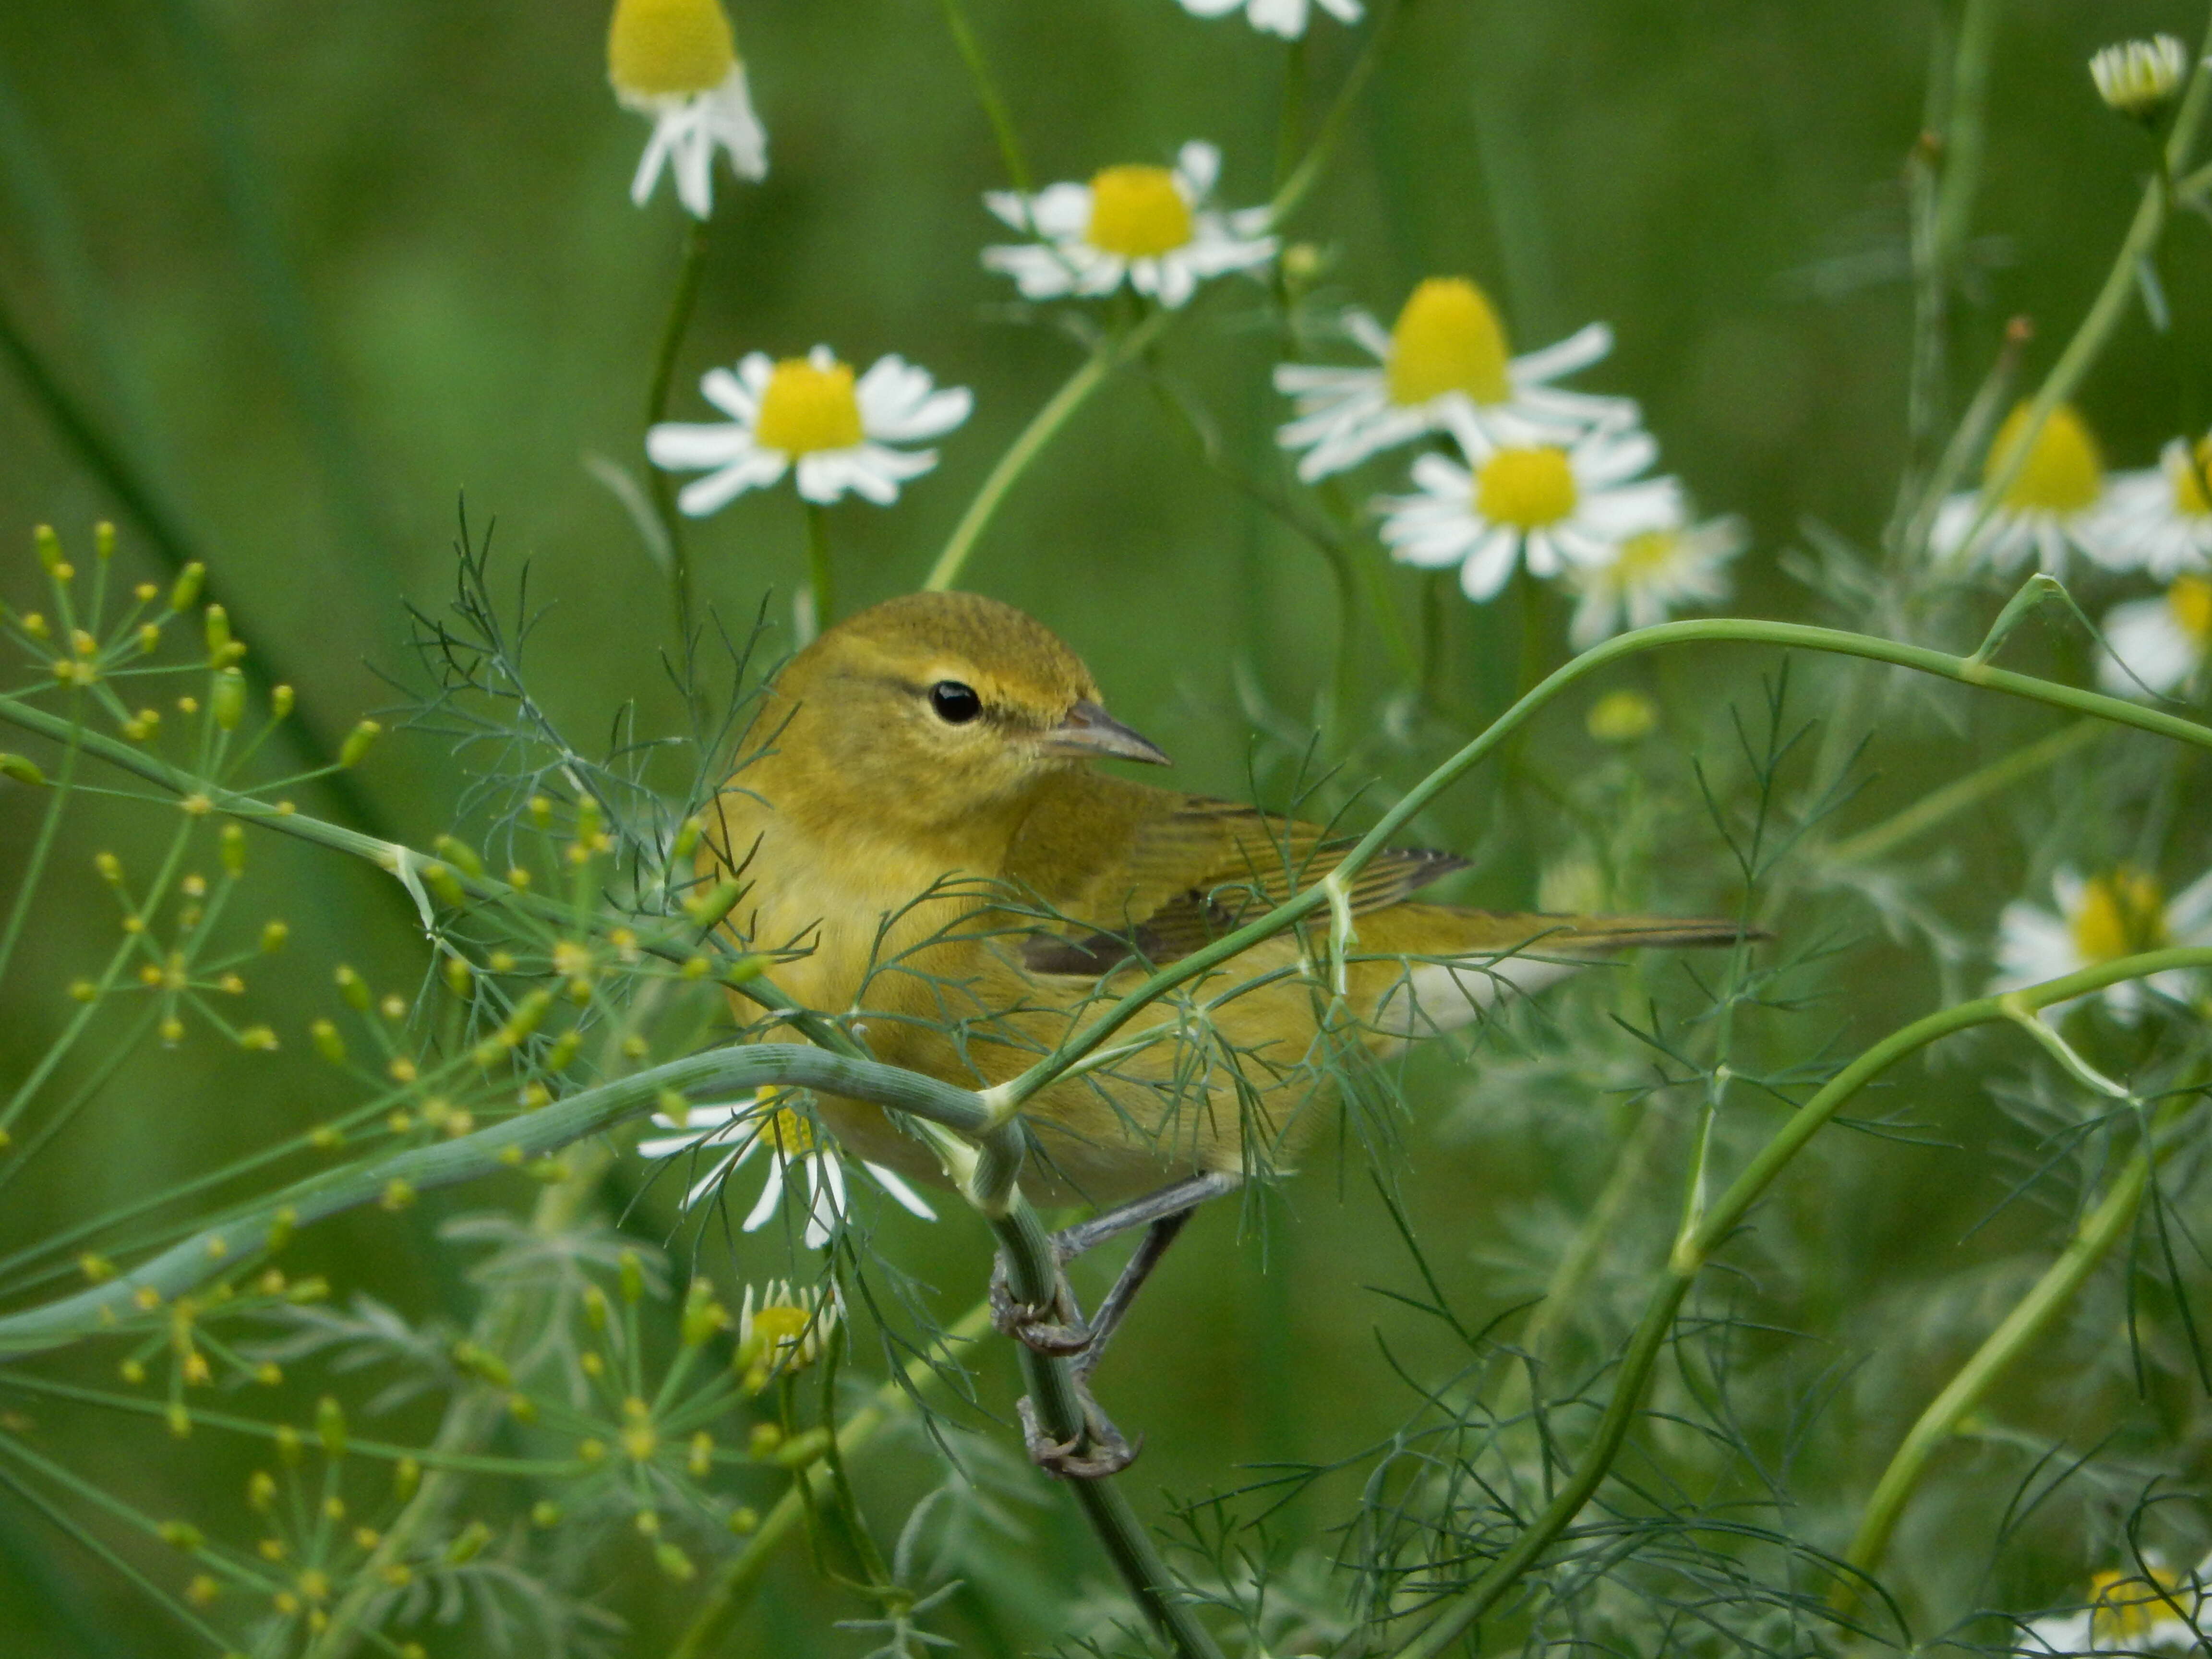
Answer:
[754,361,863,456]
[1611,529,1680,583]
[1985,401,2104,515]
[757,1103,818,1156]
[2173,436,2212,517]
[1475,446,1577,529]
[607,0,736,99]
[2167,573,2212,646]
[1386,277,1512,408]
[2088,1568,2185,1642]
[749,1305,812,1351]
[1084,166,1194,258]
[2071,868,2169,963]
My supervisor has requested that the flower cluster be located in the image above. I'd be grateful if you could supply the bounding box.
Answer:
[1274,276,1743,647]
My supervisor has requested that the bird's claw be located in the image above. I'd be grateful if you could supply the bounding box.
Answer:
[1017,1385,1141,1479]
[990,1256,1091,1357]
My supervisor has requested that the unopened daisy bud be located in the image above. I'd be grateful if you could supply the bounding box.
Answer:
[275,1425,303,1465]
[286,1276,328,1303]
[157,1519,204,1551]
[673,814,704,858]
[165,562,203,612]
[433,833,483,878]
[315,1395,347,1458]
[380,1179,415,1212]
[95,852,122,884]
[687,1430,714,1477]
[0,754,44,787]
[202,604,230,664]
[773,1428,830,1469]
[136,623,160,654]
[546,1029,581,1069]
[167,1402,191,1438]
[220,823,246,875]
[723,954,766,984]
[120,1358,147,1384]
[210,668,246,731]
[684,879,740,929]
[337,720,381,768]
[265,1209,296,1253]
[2090,35,2189,121]
[582,1283,610,1331]
[79,1253,115,1283]
[378,993,407,1022]
[334,965,370,1010]
[682,1283,727,1346]
[1587,689,1659,744]
[531,1500,562,1528]
[442,955,473,998]
[655,1541,696,1583]
[727,1505,758,1535]
[238,1026,278,1052]
[310,1020,346,1063]
[444,1520,493,1565]
[394,1456,421,1501]
[618,1250,646,1305]
[506,1391,537,1422]
[528,794,553,829]
[34,525,63,575]
[248,1469,278,1512]
[260,920,289,953]
[185,1573,219,1607]
[748,1421,782,1456]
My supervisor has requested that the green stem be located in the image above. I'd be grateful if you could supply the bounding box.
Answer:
[1385,950,2212,1659]
[989,617,2212,1115]
[665,1298,994,1659]
[1837,1127,2160,1606]
[1269,0,1407,228]
[1824,718,2103,865]
[937,0,1030,192]
[646,216,711,650]
[1961,10,2212,557]
[923,312,1170,592]
[805,500,835,634]
[305,1142,614,1659]
[0,704,80,990]
[0,1044,986,1359]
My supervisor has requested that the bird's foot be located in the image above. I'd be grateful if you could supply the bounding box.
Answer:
[1017,1381,1141,1479]
[989,1256,1091,1357]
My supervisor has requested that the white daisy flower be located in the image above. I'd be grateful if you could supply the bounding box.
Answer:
[636,1092,937,1247]
[2018,1559,2206,1654]
[647,347,973,513]
[734,1278,839,1392]
[1174,0,1362,39]
[1567,514,1747,649]
[2089,35,2192,121]
[608,0,768,219]
[1376,408,1685,602]
[1990,866,2212,1020]
[1932,402,2118,576]
[1275,277,1636,481]
[2097,574,2212,700]
[2088,433,2212,579]
[982,141,1275,310]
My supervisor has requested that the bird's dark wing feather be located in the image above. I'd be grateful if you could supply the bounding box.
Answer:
[1017,795,1468,977]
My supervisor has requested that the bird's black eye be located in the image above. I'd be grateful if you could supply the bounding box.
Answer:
[928,681,983,724]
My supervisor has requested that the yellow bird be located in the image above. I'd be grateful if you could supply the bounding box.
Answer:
[703,592,1741,1466]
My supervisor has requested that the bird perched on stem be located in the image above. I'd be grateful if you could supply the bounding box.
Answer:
[701,591,1745,1470]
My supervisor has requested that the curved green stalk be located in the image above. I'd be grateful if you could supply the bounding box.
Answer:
[666,1298,994,1659]
[646,216,711,650]
[1960,11,2212,555]
[0,1044,986,1358]
[1838,1127,2159,1606]
[936,0,1030,192]
[923,313,1169,593]
[1824,718,2104,865]
[1385,949,2212,1659]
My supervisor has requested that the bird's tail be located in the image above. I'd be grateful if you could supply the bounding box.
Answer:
[1358,906,1758,1041]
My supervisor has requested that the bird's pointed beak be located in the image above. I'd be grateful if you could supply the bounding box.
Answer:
[1042,700,1171,767]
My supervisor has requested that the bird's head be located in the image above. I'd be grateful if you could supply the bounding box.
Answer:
[752,592,1168,837]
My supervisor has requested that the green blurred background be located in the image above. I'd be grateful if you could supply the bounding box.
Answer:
[2,0,2209,1651]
